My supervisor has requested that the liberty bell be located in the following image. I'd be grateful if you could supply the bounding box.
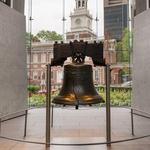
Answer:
[51,40,105,109]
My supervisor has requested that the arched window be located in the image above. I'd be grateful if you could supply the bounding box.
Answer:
[42,72,45,80]
[78,1,81,8]
[82,0,85,7]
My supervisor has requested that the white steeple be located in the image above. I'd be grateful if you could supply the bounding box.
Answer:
[75,0,88,9]
[66,0,96,42]
[70,0,92,32]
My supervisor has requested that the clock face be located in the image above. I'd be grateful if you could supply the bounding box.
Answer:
[75,18,81,25]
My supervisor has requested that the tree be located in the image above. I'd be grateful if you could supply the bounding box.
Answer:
[122,28,133,51]
[32,35,40,42]
[25,32,32,48]
[27,85,40,97]
[26,32,40,48]
[116,28,133,62]
[36,30,63,41]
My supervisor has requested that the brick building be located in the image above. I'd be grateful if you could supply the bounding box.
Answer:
[27,42,63,92]
[27,41,117,92]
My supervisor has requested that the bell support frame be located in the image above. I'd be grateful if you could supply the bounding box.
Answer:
[45,40,112,147]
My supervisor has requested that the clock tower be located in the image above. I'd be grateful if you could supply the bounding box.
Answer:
[66,0,96,41]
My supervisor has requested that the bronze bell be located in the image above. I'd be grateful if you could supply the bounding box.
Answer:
[52,63,104,109]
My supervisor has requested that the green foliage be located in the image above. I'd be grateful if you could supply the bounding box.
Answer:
[26,30,62,48]
[122,28,132,51]
[28,90,59,107]
[116,49,130,62]
[26,32,31,48]
[98,87,132,107]
[26,32,40,48]
[32,35,40,42]
[121,66,130,76]
[28,87,131,107]
[36,30,63,41]
[29,94,46,107]
[27,85,40,94]
[116,28,133,62]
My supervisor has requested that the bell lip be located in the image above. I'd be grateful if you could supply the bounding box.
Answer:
[52,98,105,106]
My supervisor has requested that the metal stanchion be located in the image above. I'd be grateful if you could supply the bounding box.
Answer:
[51,105,54,128]
[105,64,111,146]
[46,64,51,147]
[24,110,28,137]
[0,118,1,134]
[131,108,135,136]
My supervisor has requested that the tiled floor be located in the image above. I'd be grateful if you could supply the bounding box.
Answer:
[0,107,150,150]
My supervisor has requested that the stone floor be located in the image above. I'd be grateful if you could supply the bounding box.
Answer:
[0,107,150,150]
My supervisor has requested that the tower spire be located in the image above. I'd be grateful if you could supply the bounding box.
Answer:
[75,0,88,9]
[66,0,96,41]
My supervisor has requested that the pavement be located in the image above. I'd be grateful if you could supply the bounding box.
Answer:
[0,107,150,150]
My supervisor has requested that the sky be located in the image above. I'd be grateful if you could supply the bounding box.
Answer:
[25,0,104,37]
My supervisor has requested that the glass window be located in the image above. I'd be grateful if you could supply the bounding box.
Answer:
[104,4,127,40]
[95,70,99,81]
[33,53,38,63]
[51,71,53,79]
[82,1,85,7]
[31,54,33,63]
[33,72,38,80]
[38,53,41,63]
[42,72,45,80]
[41,53,46,63]
[78,1,81,8]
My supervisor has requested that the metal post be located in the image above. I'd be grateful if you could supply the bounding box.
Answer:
[46,64,51,147]
[131,108,135,136]
[0,118,1,134]
[95,0,99,40]
[10,0,14,8]
[24,110,28,137]
[62,0,66,41]
[51,105,54,128]
[146,0,149,10]
[28,0,33,108]
[105,64,111,146]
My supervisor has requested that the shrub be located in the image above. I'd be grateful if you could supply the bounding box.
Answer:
[99,87,132,107]
[28,87,132,107]
[29,94,46,107]
[27,85,40,96]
